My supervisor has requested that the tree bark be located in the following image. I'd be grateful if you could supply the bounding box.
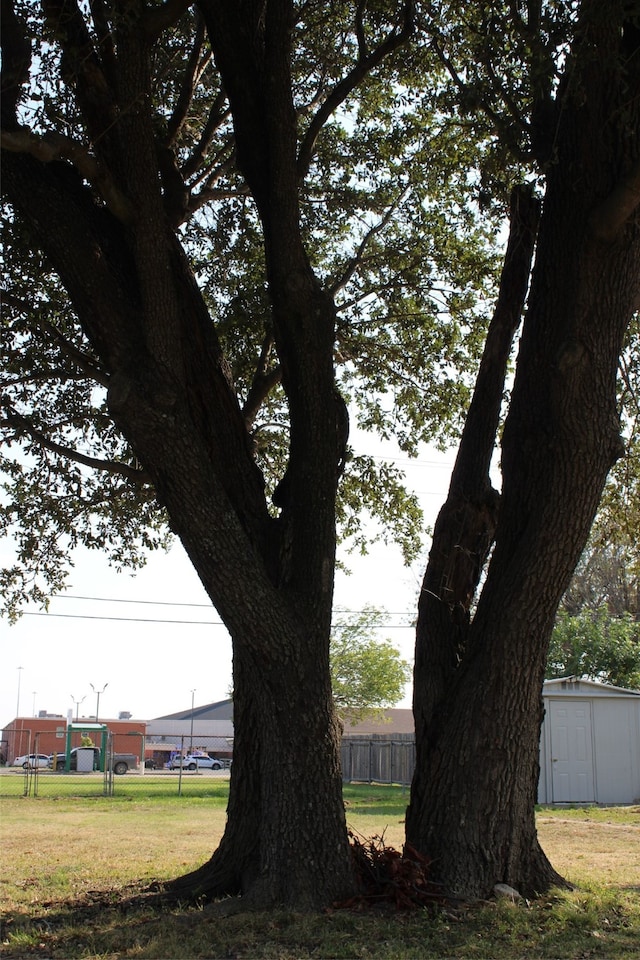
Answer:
[407,1,640,899]
[1,0,355,910]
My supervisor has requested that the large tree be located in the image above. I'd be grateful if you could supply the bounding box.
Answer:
[4,0,637,912]
[407,0,640,898]
[1,0,497,909]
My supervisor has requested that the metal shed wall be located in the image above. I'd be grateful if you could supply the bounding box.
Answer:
[538,678,640,805]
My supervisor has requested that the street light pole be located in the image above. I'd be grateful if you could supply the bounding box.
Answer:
[189,689,196,753]
[16,666,23,718]
[90,682,108,723]
[32,691,37,716]
[71,694,86,722]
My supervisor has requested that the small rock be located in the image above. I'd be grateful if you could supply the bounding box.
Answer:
[493,883,522,902]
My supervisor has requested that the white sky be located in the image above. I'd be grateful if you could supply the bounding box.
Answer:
[0,437,459,728]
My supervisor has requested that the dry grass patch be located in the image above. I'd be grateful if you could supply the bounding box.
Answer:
[1,790,639,959]
[537,810,640,888]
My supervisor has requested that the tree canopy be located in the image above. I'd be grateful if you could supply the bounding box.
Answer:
[330,606,411,723]
[547,608,640,690]
[1,0,505,616]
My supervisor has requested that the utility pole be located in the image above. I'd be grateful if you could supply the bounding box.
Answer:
[16,666,23,718]
[189,689,196,753]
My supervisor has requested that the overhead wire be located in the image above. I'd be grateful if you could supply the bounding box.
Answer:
[22,594,417,627]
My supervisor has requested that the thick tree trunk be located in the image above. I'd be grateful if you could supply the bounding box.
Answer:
[169,634,353,909]
[1,0,358,911]
[407,2,640,899]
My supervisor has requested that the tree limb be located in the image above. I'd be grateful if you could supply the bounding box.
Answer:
[328,189,409,298]
[2,409,151,485]
[0,128,134,222]
[182,95,232,180]
[242,333,282,430]
[165,12,208,146]
[297,0,414,178]
[41,0,119,165]
[2,291,111,388]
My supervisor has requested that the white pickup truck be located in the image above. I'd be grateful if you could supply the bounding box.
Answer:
[50,747,138,775]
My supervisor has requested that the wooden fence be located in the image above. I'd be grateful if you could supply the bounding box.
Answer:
[341,734,415,786]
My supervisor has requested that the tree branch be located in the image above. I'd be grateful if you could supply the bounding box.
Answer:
[41,0,120,164]
[328,189,409,298]
[165,12,209,146]
[449,182,541,497]
[429,33,532,163]
[182,94,232,180]
[0,128,134,222]
[242,333,282,430]
[297,0,414,178]
[3,291,111,388]
[3,409,151,485]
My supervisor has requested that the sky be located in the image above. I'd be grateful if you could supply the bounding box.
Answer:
[0,438,459,730]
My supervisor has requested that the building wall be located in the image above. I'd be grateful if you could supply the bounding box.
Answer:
[592,698,640,805]
[2,716,147,764]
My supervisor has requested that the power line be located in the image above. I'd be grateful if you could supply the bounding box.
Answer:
[49,594,417,617]
[54,593,213,607]
[23,611,225,625]
[23,608,416,627]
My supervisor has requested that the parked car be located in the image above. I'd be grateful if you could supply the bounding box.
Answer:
[144,758,157,769]
[49,747,137,774]
[168,753,223,771]
[12,754,51,769]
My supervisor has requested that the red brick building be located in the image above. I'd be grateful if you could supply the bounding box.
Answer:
[1,714,147,765]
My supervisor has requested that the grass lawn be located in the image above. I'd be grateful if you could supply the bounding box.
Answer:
[1,780,639,959]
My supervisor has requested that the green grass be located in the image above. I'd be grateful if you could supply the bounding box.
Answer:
[1,785,639,959]
[0,770,232,800]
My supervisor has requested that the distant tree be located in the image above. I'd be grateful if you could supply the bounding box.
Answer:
[547,608,640,690]
[561,544,639,620]
[330,606,411,724]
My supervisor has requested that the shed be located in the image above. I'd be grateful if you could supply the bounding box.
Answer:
[538,677,640,805]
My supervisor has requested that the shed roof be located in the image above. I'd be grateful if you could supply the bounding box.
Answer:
[543,676,640,698]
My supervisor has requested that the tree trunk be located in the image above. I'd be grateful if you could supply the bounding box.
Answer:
[169,631,352,909]
[407,1,640,899]
[1,0,357,910]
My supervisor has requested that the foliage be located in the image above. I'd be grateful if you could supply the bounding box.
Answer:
[0,0,508,615]
[561,543,639,620]
[547,608,640,690]
[330,606,411,723]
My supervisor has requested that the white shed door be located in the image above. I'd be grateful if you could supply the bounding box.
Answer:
[549,700,595,803]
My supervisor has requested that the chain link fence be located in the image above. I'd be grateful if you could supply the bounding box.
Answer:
[0,727,233,798]
[1,726,414,797]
